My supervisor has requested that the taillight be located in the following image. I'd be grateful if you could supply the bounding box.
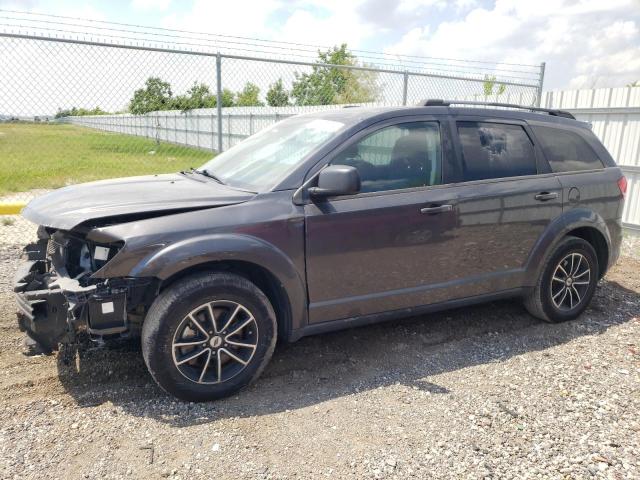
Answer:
[618,176,627,198]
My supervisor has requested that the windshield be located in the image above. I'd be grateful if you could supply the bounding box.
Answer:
[198,116,346,191]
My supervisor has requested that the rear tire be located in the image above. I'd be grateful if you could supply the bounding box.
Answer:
[142,272,277,401]
[524,236,599,323]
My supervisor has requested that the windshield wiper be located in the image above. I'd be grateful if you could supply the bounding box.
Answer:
[190,167,225,185]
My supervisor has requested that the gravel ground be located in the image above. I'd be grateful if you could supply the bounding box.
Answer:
[623,232,640,261]
[0,244,638,480]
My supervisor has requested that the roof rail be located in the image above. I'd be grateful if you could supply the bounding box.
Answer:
[419,99,576,120]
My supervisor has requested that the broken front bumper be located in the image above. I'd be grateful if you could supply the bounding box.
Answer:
[14,241,154,351]
[14,259,69,351]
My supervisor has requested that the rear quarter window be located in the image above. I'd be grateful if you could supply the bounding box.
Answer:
[532,125,604,173]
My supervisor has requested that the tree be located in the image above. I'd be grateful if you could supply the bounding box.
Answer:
[129,77,173,114]
[175,84,236,109]
[291,44,379,106]
[219,88,236,108]
[266,78,290,106]
[627,80,640,87]
[483,75,506,96]
[235,82,264,107]
[172,82,217,111]
[55,106,108,118]
[54,108,71,119]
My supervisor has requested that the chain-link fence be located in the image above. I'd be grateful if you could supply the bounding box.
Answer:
[0,31,544,245]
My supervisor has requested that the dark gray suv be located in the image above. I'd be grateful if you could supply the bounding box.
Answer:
[15,100,626,401]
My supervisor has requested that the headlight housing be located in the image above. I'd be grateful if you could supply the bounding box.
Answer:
[48,230,122,277]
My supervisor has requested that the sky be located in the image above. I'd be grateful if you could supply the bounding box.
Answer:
[1,0,639,117]
[2,0,639,90]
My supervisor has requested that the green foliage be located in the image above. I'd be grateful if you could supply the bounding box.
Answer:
[126,55,383,113]
[220,88,236,108]
[627,80,640,87]
[235,82,264,107]
[128,78,237,113]
[291,44,379,106]
[126,51,379,113]
[483,75,506,96]
[266,79,290,107]
[55,106,108,119]
[172,82,217,112]
[129,77,174,114]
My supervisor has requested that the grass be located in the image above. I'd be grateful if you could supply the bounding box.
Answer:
[0,123,214,195]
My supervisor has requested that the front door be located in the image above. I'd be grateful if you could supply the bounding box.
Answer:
[304,118,459,324]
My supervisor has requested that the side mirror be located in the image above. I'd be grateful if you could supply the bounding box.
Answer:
[308,165,361,198]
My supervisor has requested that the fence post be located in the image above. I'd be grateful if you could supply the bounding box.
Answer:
[536,62,546,107]
[211,113,215,152]
[216,53,223,152]
[195,112,200,149]
[402,71,409,106]
[184,112,189,146]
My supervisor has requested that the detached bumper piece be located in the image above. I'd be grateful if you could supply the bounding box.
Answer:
[15,260,68,352]
[14,241,153,351]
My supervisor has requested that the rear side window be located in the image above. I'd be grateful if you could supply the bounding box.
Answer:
[457,122,537,181]
[532,126,604,173]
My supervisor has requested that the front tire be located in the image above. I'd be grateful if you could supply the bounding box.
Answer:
[524,236,599,323]
[142,272,277,401]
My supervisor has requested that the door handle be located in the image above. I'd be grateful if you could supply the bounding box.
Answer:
[534,192,558,201]
[420,204,453,214]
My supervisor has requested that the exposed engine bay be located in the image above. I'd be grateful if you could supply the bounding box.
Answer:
[14,227,157,352]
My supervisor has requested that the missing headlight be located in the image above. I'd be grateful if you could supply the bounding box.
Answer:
[48,230,121,276]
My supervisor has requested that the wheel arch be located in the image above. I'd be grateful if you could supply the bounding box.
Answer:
[129,233,307,340]
[159,259,294,342]
[563,226,608,279]
[525,208,613,285]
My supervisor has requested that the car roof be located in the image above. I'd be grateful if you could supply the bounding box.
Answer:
[296,104,590,130]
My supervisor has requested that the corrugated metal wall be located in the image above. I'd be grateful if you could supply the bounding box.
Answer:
[541,87,640,231]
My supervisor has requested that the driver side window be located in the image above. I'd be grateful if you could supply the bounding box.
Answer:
[331,121,442,193]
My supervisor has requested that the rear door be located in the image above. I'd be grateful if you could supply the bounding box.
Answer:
[444,117,564,296]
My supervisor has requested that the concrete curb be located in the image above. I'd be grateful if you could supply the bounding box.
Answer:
[0,203,25,215]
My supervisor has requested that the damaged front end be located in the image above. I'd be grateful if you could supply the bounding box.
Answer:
[14,228,157,352]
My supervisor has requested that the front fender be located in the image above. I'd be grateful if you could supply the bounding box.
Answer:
[524,208,613,286]
[128,233,308,336]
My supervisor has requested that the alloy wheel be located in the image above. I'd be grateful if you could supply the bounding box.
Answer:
[550,252,591,311]
[171,300,258,384]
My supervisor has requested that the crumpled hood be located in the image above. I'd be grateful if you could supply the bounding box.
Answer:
[22,173,254,231]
